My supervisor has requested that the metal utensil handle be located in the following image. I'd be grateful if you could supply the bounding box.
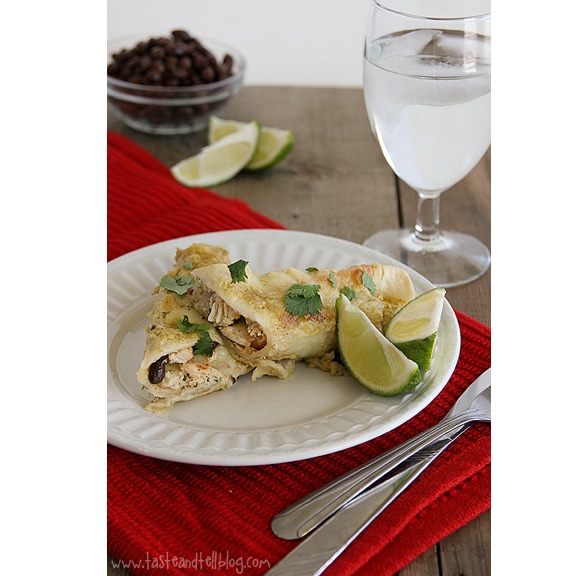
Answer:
[266,426,469,575]
[272,408,480,540]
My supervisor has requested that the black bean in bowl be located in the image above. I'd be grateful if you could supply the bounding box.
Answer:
[107,30,245,135]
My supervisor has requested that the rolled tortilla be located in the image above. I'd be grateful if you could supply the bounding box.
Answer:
[189,261,415,379]
[136,244,252,412]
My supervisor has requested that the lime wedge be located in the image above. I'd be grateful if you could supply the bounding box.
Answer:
[336,294,421,396]
[207,116,247,142]
[171,120,261,187]
[385,287,446,372]
[208,116,293,171]
[244,126,294,170]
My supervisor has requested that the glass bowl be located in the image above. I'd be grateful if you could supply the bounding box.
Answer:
[107,32,246,135]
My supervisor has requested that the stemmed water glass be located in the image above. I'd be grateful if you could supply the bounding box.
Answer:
[362,0,491,287]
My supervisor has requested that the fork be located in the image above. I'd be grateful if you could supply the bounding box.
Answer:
[272,369,491,540]
[264,424,471,575]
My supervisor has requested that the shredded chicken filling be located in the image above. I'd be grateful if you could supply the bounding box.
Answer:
[208,293,240,326]
[220,318,267,352]
[189,286,268,354]
[154,348,224,391]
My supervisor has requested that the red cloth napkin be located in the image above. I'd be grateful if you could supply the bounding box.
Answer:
[107,131,491,576]
[107,131,284,262]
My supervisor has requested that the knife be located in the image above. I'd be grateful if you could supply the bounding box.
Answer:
[272,368,491,541]
[265,424,469,576]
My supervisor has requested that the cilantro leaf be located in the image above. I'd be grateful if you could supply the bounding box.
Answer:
[305,267,319,273]
[328,271,337,288]
[176,316,215,357]
[228,259,249,283]
[284,284,323,317]
[194,329,215,357]
[340,286,358,301]
[160,274,196,295]
[177,315,210,333]
[361,271,376,296]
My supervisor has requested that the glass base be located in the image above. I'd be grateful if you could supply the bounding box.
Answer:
[363,229,490,288]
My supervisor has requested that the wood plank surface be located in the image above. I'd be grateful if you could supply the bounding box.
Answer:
[108,85,490,576]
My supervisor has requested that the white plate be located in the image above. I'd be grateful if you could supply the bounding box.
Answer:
[108,230,460,466]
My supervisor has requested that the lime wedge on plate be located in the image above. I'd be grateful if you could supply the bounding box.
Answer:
[171,120,261,187]
[208,116,293,171]
[385,287,445,372]
[336,294,421,396]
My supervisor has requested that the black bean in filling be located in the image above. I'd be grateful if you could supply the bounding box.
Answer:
[148,355,168,384]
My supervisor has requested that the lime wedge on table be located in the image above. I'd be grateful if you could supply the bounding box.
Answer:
[171,120,261,187]
[385,287,446,372]
[336,294,421,396]
[208,116,294,171]
[207,116,247,142]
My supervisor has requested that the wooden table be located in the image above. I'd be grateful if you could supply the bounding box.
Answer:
[108,86,490,576]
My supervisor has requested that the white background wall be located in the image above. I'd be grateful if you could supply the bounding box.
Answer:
[107,0,369,87]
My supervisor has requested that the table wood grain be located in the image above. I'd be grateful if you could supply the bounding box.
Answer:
[108,85,490,576]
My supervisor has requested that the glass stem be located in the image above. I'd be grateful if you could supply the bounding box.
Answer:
[413,195,441,242]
